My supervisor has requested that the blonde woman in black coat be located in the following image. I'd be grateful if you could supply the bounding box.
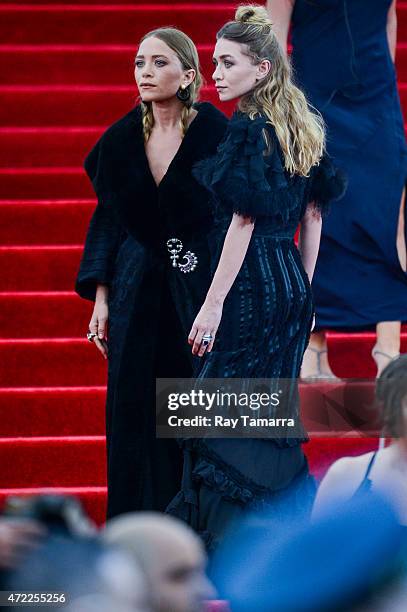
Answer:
[75,28,228,520]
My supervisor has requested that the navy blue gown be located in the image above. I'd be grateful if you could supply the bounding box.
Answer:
[291,0,407,329]
[166,111,346,550]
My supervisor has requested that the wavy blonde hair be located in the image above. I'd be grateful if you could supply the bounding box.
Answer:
[137,28,203,142]
[217,4,325,176]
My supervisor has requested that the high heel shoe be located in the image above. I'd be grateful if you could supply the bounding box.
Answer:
[300,347,341,382]
[371,345,400,378]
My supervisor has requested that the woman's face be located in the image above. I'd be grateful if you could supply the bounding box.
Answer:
[134,36,195,103]
[212,38,271,101]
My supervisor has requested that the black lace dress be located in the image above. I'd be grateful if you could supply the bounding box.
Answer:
[166,111,347,550]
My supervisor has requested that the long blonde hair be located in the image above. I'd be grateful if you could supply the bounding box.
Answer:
[137,28,203,141]
[217,4,325,176]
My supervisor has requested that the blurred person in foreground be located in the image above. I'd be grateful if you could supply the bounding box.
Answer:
[4,536,150,612]
[0,494,96,588]
[102,511,216,612]
[313,354,407,527]
[209,490,407,612]
[0,517,47,587]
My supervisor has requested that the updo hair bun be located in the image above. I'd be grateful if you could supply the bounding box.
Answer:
[235,4,272,28]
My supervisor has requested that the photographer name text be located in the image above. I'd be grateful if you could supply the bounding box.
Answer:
[167,415,295,428]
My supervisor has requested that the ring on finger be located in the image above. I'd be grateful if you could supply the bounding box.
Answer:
[87,332,97,343]
[201,332,213,347]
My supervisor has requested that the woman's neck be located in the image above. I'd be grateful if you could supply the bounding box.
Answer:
[151,99,185,131]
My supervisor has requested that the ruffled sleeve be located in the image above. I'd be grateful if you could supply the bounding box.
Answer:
[306,152,348,217]
[75,137,125,301]
[192,113,294,223]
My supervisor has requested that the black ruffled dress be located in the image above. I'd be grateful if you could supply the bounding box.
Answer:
[165,111,347,550]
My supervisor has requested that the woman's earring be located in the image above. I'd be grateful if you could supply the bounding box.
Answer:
[176,85,190,102]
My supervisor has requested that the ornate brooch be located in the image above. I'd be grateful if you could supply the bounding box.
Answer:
[166,238,198,273]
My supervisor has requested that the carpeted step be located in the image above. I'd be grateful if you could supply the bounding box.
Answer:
[0,44,217,86]
[0,339,106,387]
[0,4,236,45]
[1,334,406,385]
[0,168,91,200]
[1,86,136,128]
[326,332,407,379]
[1,287,406,353]
[398,82,407,111]
[1,3,407,46]
[397,44,407,82]
[0,435,380,488]
[0,127,103,168]
[0,436,106,488]
[304,436,381,480]
[0,245,82,291]
[0,486,107,527]
[0,292,93,338]
[0,86,233,128]
[1,43,407,89]
[0,382,380,438]
[4,97,402,164]
[0,387,105,437]
[0,200,94,245]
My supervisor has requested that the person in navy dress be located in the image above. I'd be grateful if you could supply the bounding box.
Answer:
[269,0,407,378]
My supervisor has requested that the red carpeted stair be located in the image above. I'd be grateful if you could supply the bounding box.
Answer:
[1,1,406,540]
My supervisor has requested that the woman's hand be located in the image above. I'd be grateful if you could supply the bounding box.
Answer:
[188,298,223,357]
[89,299,109,360]
[188,213,254,357]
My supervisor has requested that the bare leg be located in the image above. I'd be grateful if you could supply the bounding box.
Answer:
[396,186,406,273]
[300,330,337,379]
[372,321,401,377]
[372,189,405,376]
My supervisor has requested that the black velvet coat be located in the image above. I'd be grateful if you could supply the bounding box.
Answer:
[75,102,228,520]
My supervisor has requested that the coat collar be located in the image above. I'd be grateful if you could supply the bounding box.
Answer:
[102,101,228,245]
[120,101,228,176]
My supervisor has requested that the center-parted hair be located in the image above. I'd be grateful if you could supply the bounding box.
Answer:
[376,354,407,438]
[137,28,203,141]
[217,4,325,176]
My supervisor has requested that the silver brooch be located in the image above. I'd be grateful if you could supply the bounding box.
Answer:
[166,238,198,273]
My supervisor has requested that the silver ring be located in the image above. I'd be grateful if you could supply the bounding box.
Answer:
[202,333,213,346]
[87,332,97,343]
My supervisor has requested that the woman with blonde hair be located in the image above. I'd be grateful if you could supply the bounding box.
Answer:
[166,4,346,549]
[75,27,228,519]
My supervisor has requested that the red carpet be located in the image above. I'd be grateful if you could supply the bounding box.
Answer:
[1,1,406,535]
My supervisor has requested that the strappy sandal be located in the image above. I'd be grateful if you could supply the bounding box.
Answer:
[300,346,341,382]
[371,346,400,377]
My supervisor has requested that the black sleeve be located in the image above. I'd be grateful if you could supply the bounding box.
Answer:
[193,115,298,224]
[305,152,348,218]
[75,137,124,302]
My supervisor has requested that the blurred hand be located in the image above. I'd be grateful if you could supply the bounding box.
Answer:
[0,518,47,570]
[89,300,109,360]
